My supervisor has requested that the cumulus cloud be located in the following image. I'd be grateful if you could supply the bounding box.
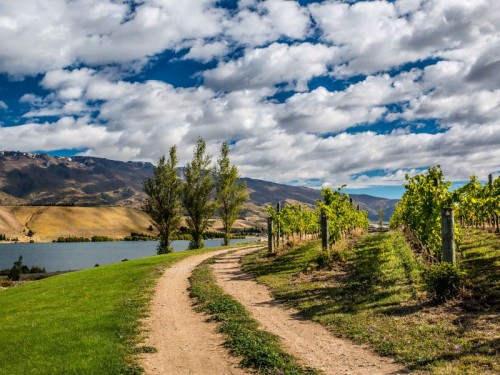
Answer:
[1,0,499,190]
[204,43,339,91]
[223,0,311,46]
[0,0,225,76]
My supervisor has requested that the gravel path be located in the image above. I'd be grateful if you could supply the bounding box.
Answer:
[212,248,409,375]
[140,246,261,375]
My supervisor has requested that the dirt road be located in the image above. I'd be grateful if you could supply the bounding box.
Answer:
[140,246,261,375]
[212,248,408,375]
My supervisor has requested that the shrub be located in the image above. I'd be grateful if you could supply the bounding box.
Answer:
[316,252,332,269]
[29,265,46,274]
[9,256,23,281]
[425,262,466,301]
[0,279,13,287]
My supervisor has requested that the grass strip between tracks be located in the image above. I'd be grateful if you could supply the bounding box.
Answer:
[189,253,320,375]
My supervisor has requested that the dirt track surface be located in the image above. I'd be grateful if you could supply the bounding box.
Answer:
[212,248,409,375]
[140,247,261,375]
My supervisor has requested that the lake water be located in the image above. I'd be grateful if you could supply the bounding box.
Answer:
[0,238,258,272]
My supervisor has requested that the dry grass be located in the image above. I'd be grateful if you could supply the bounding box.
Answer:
[0,206,153,242]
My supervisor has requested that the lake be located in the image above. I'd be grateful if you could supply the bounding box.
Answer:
[0,238,258,272]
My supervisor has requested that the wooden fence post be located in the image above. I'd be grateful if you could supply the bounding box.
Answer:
[267,217,273,254]
[441,208,455,264]
[321,213,328,251]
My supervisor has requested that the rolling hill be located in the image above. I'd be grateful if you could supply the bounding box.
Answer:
[0,151,398,241]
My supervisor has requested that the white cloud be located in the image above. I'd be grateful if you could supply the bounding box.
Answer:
[0,101,7,110]
[184,40,228,62]
[0,0,225,76]
[224,0,311,46]
[2,0,500,190]
[204,43,339,91]
[310,0,499,76]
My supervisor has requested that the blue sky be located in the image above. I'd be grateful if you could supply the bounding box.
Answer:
[0,0,499,199]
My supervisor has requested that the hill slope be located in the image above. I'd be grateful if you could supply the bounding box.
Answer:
[0,151,398,229]
[0,206,153,242]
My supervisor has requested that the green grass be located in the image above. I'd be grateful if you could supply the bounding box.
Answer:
[243,231,499,374]
[189,256,319,375]
[0,242,257,375]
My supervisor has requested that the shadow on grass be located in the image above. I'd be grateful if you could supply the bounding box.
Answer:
[247,234,420,317]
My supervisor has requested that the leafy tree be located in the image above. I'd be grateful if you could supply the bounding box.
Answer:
[214,142,248,246]
[182,138,217,249]
[143,146,183,254]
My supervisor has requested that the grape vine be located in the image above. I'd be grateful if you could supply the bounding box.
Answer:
[390,166,499,262]
[267,186,369,249]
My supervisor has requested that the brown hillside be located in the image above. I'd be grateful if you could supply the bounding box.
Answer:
[0,206,154,242]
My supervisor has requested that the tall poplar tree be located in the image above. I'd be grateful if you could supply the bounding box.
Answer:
[215,141,248,245]
[182,138,216,249]
[142,146,182,254]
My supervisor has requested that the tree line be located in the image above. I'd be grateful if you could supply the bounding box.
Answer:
[142,138,248,254]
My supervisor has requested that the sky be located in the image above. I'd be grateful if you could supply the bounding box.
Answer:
[0,0,499,199]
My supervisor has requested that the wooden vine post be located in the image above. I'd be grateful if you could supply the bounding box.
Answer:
[321,212,328,251]
[276,202,281,249]
[441,208,455,264]
[267,217,273,254]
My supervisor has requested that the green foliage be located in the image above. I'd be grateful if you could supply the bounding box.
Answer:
[9,256,23,281]
[453,174,500,230]
[0,233,7,241]
[182,138,217,249]
[267,202,320,248]
[190,258,318,374]
[27,265,46,274]
[390,166,453,261]
[91,235,114,242]
[26,229,35,237]
[143,146,183,254]
[56,236,91,242]
[317,186,369,245]
[214,141,248,246]
[424,263,465,301]
[391,168,499,263]
[188,238,204,250]
[123,232,157,241]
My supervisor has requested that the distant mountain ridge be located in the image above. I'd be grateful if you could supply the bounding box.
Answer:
[0,151,398,222]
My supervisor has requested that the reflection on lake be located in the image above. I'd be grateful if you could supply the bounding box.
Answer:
[0,238,257,272]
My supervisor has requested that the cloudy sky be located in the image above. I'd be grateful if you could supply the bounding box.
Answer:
[0,0,499,198]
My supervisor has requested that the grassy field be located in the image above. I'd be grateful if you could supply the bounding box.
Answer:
[0,243,255,375]
[190,256,318,375]
[243,230,499,374]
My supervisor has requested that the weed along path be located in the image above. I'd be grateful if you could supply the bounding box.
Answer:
[140,246,261,375]
[212,248,408,375]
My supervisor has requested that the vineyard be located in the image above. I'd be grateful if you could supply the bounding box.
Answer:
[266,187,369,252]
[390,166,499,262]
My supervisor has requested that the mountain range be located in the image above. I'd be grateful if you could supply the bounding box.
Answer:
[0,151,398,223]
